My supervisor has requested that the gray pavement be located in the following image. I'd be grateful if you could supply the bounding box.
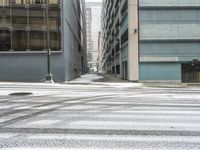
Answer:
[0,74,200,149]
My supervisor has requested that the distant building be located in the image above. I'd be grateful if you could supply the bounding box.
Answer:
[97,31,101,72]
[0,0,87,82]
[86,2,101,72]
[86,8,93,70]
[101,0,200,83]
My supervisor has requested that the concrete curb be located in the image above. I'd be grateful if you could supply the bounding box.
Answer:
[144,83,188,88]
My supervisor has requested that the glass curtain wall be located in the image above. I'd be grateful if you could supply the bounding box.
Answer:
[0,0,61,51]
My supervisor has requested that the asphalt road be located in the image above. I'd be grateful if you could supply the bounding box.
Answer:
[0,75,200,149]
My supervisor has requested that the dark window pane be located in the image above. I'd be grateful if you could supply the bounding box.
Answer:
[0,2,11,51]
[12,30,28,51]
[29,31,45,50]
[0,0,61,51]
[116,65,120,74]
[29,0,44,5]
[29,6,44,30]
[121,29,128,45]
[49,8,60,29]
[12,7,27,30]
[50,30,60,50]
[0,30,11,51]
[115,42,120,53]
[0,7,10,28]
[35,0,43,4]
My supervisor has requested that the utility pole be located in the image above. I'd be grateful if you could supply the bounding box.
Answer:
[45,0,54,83]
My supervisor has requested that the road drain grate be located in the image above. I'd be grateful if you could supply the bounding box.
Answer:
[9,92,33,96]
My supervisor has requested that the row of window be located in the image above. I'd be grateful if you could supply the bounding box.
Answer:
[0,0,59,5]
[0,30,61,51]
[0,1,61,51]
[108,65,120,75]
[0,7,60,30]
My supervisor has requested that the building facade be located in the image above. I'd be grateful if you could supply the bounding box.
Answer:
[0,0,87,82]
[86,2,101,72]
[101,0,200,83]
[86,8,93,70]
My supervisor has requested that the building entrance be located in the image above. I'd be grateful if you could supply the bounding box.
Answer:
[182,62,200,83]
[122,61,128,80]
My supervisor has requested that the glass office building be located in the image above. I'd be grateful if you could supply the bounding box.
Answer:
[0,0,87,82]
[86,2,102,72]
[0,0,61,51]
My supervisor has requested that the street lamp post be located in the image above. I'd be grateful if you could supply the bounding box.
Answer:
[45,0,53,83]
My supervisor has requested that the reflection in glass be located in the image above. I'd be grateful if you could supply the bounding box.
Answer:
[49,8,60,29]
[29,6,44,30]
[0,7,10,27]
[12,30,28,50]
[50,30,60,50]
[0,0,9,6]
[0,30,11,51]
[0,0,61,51]
[12,7,27,30]
[29,31,45,50]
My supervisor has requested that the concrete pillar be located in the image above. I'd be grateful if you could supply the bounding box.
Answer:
[128,0,139,81]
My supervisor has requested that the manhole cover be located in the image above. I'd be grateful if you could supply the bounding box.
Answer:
[9,92,33,96]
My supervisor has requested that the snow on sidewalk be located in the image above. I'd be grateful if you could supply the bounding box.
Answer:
[68,74,143,88]
[68,74,104,83]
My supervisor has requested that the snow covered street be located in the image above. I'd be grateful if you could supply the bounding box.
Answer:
[0,74,200,149]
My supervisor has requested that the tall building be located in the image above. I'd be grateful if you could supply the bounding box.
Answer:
[86,2,101,72]
[86,8,93,70]
[101,0,200,83]
[97,31,101,72]
[0,0,87,82]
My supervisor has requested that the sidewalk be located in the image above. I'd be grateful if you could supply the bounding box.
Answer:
[68,73,129,84]
[0,73,199,89]
[68,74,200,89]
[68,74,143,88]
[67,74,104,84]
[98,74,189,88]
[143,82,188,88]
[99,74,130,83]
[144,82,200,88]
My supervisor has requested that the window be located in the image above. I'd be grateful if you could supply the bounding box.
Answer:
[116,65,120,74]
[34,0,43,4]
[121,0,127,17]
[29,31,45,50]
[115,42,120,53]
[0,0,61,51]
[121,29,128,46]
[0,30,11,51]
[12,30,28,51]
